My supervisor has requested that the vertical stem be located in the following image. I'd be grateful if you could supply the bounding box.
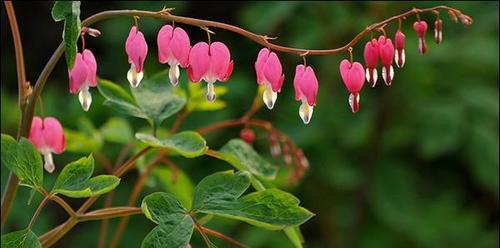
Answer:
[28,196,50,229]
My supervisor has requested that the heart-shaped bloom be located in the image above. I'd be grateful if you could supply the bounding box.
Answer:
[125,26,148,88]
[157,25,191,86]
[29,116,66,173]
[294,65,319,124]
[413,21,428,54]
[69,49,97,111]
[339,59,365,113]
[363,38,379,87]
[378,36,395,86]
[434,19,443,44]
[188,41,234,102]
[394,30,406,68]
[255,48,285,109]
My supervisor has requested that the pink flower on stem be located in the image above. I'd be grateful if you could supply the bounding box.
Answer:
[394,30,406,68]
[363,39,379,87]
[339,59,365,113]
[188,41,234,102]
[157,24,191,86]
[378,35,395,86]
[293,65,319,124]
[413,21,428,54]
[434,19,443,44]
[29,116,66,173]
[69,49,97,111]
[125,26,148,88]
[255,48,285,109]
[240,128,255,145]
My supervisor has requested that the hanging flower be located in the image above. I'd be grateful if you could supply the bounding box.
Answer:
[254,48,285,109]
[188,41,234,102]
[378,35,395,86]
[157,24,191,86]
[339,59,365,113]
[363,38,379,87]
[69,49,97,111]
[293,65,319,124]
[28,116,66,173]
[394,30,406,68]
[413,20,428,54]
[434,19,443,44]
[125,26,148,88]
[240,128,255,145]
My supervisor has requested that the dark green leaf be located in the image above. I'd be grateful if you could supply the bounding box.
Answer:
[1,134,43,189]
[219,139,278,179]
[97,78,147,119]
[136,132,207,158]
[51,1,81,68]
[51,1,79,22]
[51,155,120,198]
[131,71,186,126]
[1,229,41,248]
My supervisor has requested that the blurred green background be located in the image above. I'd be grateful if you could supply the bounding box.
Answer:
[1,1,498,248]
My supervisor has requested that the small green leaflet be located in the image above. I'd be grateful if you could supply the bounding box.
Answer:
[51,1,81,69]
[136,132,207,158]
[1,229,41,248]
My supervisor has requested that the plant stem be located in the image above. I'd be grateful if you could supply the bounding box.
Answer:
[195,224,249,248]
[78,207,142,222]
[27,195,50,229]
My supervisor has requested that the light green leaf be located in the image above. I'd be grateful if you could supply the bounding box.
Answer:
[219,139,278,179]
[131,71,186,126]
[136,132,207,158]
[51,155,120,198]
[153,167,194,209]
[100,117,133,144]
[141,192,193,248]
[1,134,43,189]
[192,171,313,230]
[1,229,41,248]
[64,129,103,153]
[97,78,146,119]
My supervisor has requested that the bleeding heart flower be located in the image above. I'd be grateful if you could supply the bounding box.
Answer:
[188,41,234,102]
[240,128,255,145]
[394,30,406,68]
[125,26,148,88]
[294,65,319,124]
[69,49,97,111]
[255,48,285,109]
[434,19,443,44]
[413,21,428,54]
[363,39,379,87]
[28,116,66,173]
[378,36,395,86]
[339,59,365,113]
[157,24,191,86]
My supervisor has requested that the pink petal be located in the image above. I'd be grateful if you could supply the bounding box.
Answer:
[125,26,148,72]
[82,49,97,87]
[263,52,284,92]
[29,116,45,151]
[209,42,231,81]
[300,66,319,106]
[157,25,174,64]
[188,42,210,82]
[340,60,365,93]
[413,21,428,37]
[42,117,65,154]
[221,60,234,82]
[293,64,306,101]
[170,27,191,67]
[378,36,395,66]
[255,48,270,85]
[363,39,379,68]
[69,53,89,94]
[395,31,405,49]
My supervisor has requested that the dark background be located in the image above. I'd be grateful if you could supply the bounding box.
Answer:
[1,1,498,248]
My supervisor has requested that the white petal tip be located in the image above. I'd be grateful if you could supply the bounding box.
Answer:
[206,82,216,102]
[263,87,278,110]
[299,101,313,125]
[169,64,180,86]
[78,88,92,112]
[127,66,144,88]
[43,153,55,173]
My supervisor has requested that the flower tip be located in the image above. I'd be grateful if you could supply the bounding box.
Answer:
[78,88,92,112]
[169,64,180,86]
[206,82,216,102]
[299,101,314,125]
[349,93,360,113]
[263,87,277,110]
[43,153,55,173]
[127,66,144,88]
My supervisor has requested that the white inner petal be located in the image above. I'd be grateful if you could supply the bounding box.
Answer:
[127,64,144,88]
[169,64,180,86]
[299,99,314,125]
[263,82,277,110]
[418,38,424,54]
[401,49,406,67]
[394,50,400,67]
[43,152,55,173]
[206,82,216,102]
[389,65,394,82]
[78,86,92,112]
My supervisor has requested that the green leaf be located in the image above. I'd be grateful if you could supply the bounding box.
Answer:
[219,139,278,179]
[1,134,43,189]
[136,132,207,158]
[192,171,313,230]
[141,192,193,248]
[51,1,81,68]
[186,83,227,112]
[51,1,79,22]
[64,129,103,153]
[1,229,41,248]
[97,78,146,119]
[131,71,187,126]
[153,167,194,209]
[100,117,133,144]
[51,155,120,198]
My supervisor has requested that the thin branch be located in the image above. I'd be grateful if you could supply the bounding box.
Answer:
[77,207,142,222]
[195,224,249,248]
[28,196,50,229]
[97,191,115,248]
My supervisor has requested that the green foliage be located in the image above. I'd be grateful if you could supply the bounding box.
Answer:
[1,229,41,248]
[1,134,43,189]
[186,83,228,112]
[136,132,207,158]
[218,139,278,180]
[100,117,134,144]
[152,167,195,209]
[51,1,81,69]
[51,155,120,198]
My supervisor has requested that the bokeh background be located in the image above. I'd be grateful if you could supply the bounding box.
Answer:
[1,1,498,248]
